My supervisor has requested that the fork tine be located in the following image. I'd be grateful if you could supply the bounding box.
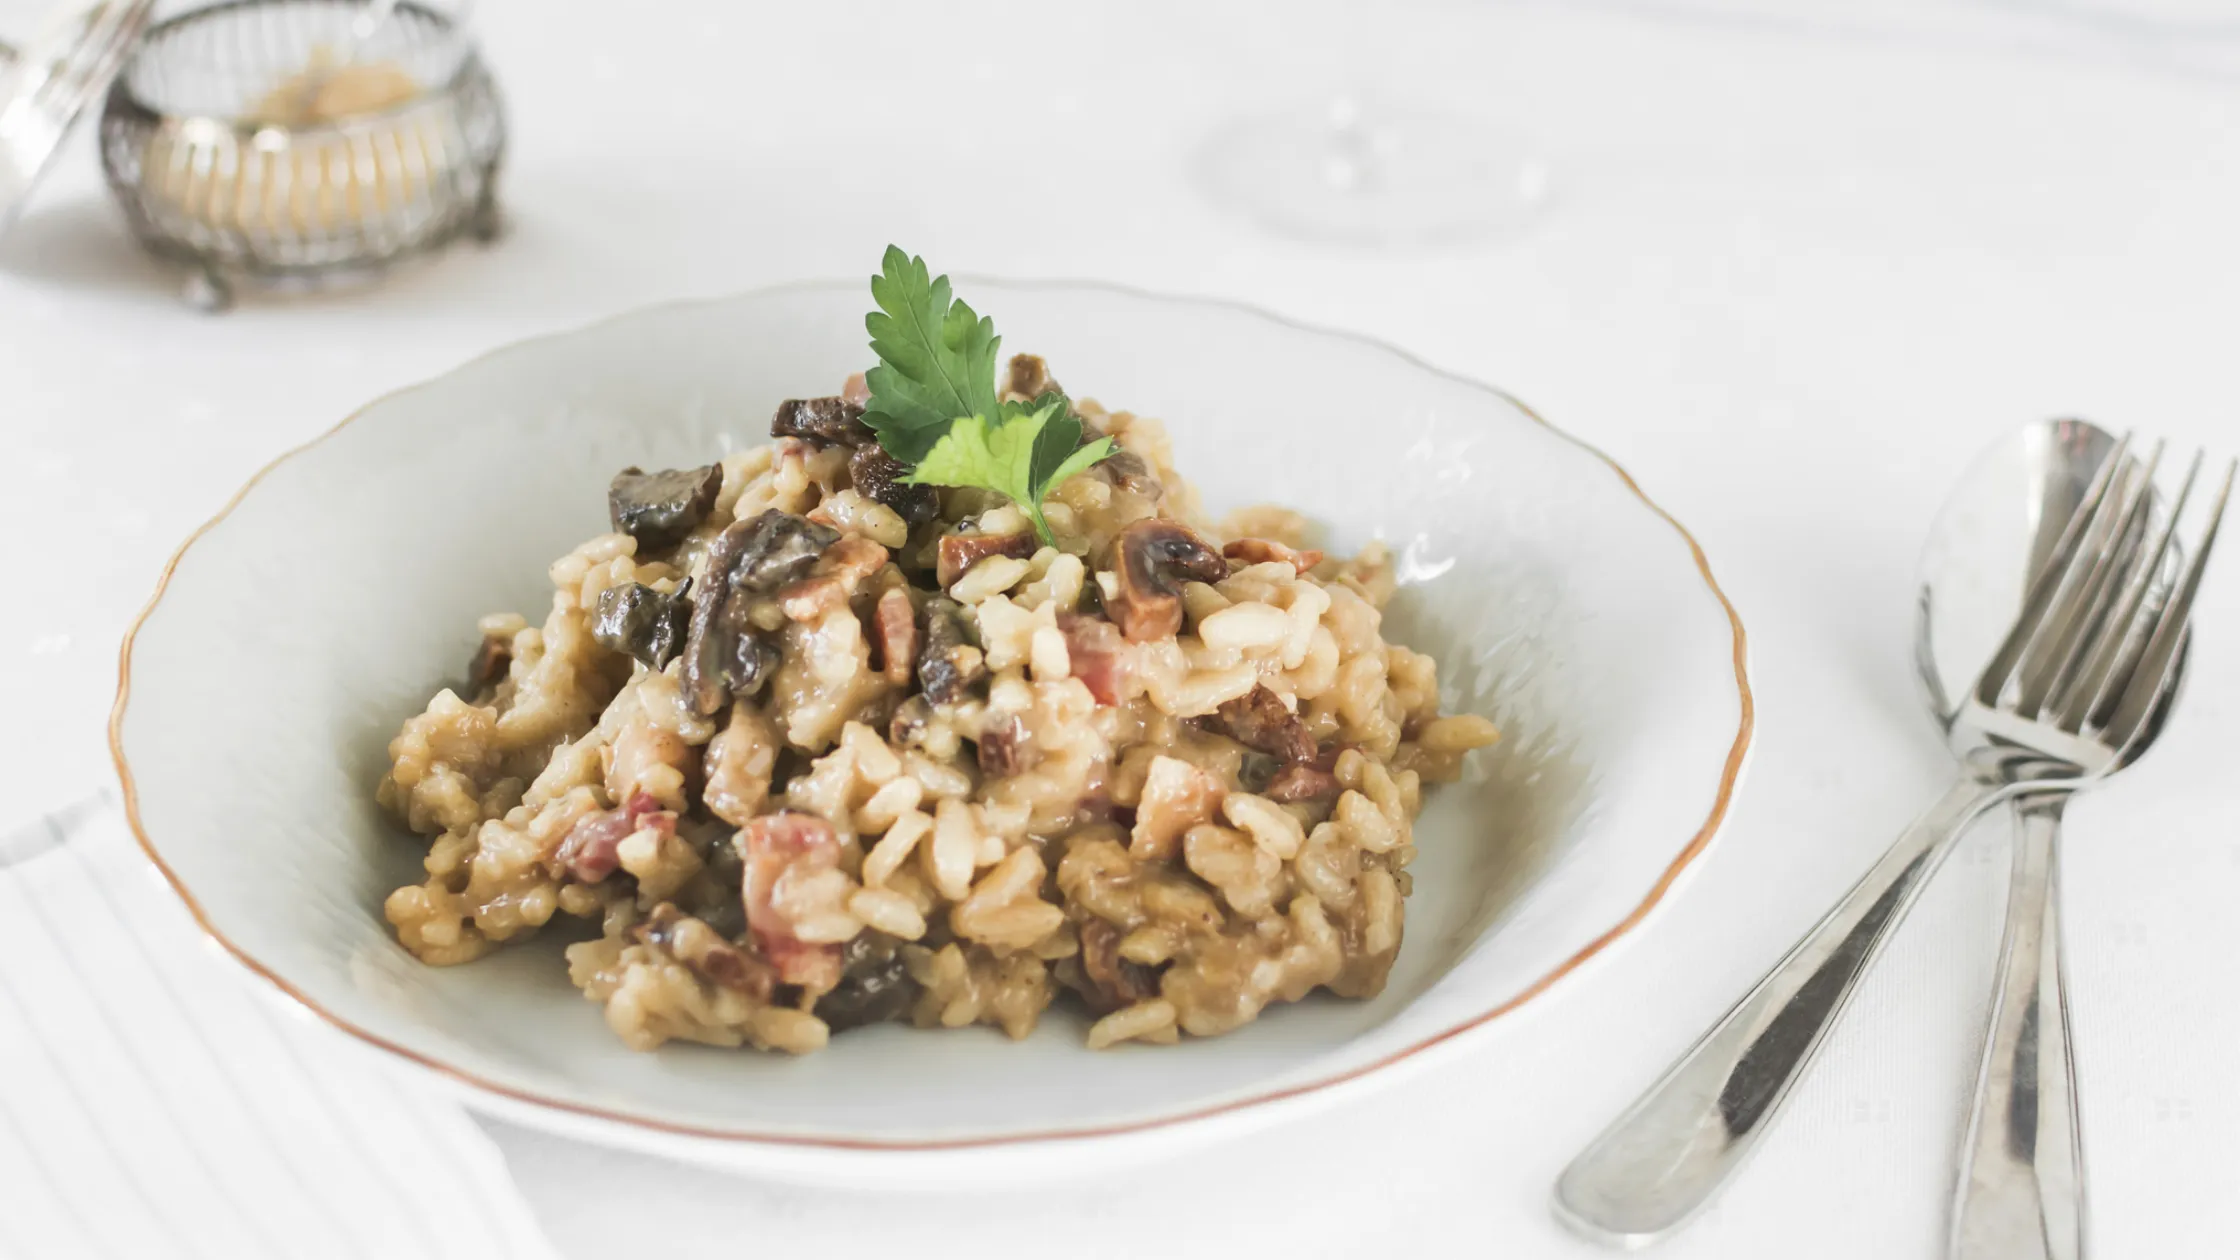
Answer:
[1974,432,2135,706]
[2056,450,2202,729]
[2100,457,2234,747]
[2018,442,2165,717]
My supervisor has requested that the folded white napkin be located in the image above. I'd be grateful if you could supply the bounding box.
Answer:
[0,796,557,1260]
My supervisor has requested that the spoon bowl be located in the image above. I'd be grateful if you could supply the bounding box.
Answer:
[1918,421,2121,736]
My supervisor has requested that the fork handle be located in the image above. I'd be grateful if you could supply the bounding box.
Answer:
[1950,793,2086,1260]
[1554,776,2006,1245]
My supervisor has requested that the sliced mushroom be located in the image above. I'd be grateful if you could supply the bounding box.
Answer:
[680,523,749,715]
[769,396,876,447]
[680,515,820,715]
[465,631,512,694]
[591,579,693,671]
[916,597,986,706]
[1077,918,1162,1015]
[847,444,939,530]
[1005,353,1057,400]
[1237,751,1282,794]
[1094,449,1163,498]
[935,528,1037,589]
[608,465,723,550]
[729,632,779,693]
[816,936,918,1032]
[1211,685,1317,765]
[887,695,936,750]
[638,903,775,999]
[731,509,842,593]
[1107,519,1228,642]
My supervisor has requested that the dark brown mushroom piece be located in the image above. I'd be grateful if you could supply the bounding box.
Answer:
[608,465,723,550]
[1094,449,1163,498]
[1237,751,1282,794]
[770,396,876,448]
[726,631,778,694]
[680,514,826,715]
[1077,919,1162,1014]
[680,521,751,715]
[935,528,1037,589]
[1107,519,1229,642]
[1005,353,1057,400]
[847,444,939,530]
[975,714,1031,778]
[465,631,512,694]
[592,579,693,671]
[1212,685,1317,765]
[916,597,987,706]
[887,695,936,750]
[730,509,842,593]
[816,936,918,1032]
[638,903,776,999]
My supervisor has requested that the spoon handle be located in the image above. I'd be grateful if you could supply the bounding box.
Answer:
[1554,775,2005,1246]
[1950,793,2086,1260]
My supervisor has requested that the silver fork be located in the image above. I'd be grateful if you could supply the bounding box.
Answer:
[1952,445,2231,1260]
[1554,436,2234,1247]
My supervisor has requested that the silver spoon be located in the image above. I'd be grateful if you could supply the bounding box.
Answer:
[1923,420,2125,1260]
[1554,420,2230,1247]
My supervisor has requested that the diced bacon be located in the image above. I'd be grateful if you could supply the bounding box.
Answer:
[976,714,1029,778]
[935,531,1036,589]
[555,792,672,883]
[777,536,889,622]
[1058,613,1128,705]
[872,586,917,685]
[1129,756,1225,862]
[1262,764,1341,804]
[739,812,846,989]
[1222,538,1324,575]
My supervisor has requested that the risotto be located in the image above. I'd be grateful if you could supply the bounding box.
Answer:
[378,355,1498,1054]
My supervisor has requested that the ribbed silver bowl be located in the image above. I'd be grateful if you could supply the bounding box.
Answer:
[96,0,504,309]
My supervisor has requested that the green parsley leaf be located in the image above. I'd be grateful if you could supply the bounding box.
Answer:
[906,398,1116,546]
[862,246,1002,464]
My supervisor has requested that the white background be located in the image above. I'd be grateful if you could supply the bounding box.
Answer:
[4,1,2238,1256]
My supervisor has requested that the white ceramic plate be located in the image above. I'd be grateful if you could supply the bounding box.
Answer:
[111,281,1751,1183]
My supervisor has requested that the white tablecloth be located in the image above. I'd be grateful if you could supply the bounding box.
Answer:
[5,2,2238,1256]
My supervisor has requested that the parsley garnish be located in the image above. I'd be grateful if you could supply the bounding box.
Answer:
[862,246,1113,544]
[906,398,1115,547]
